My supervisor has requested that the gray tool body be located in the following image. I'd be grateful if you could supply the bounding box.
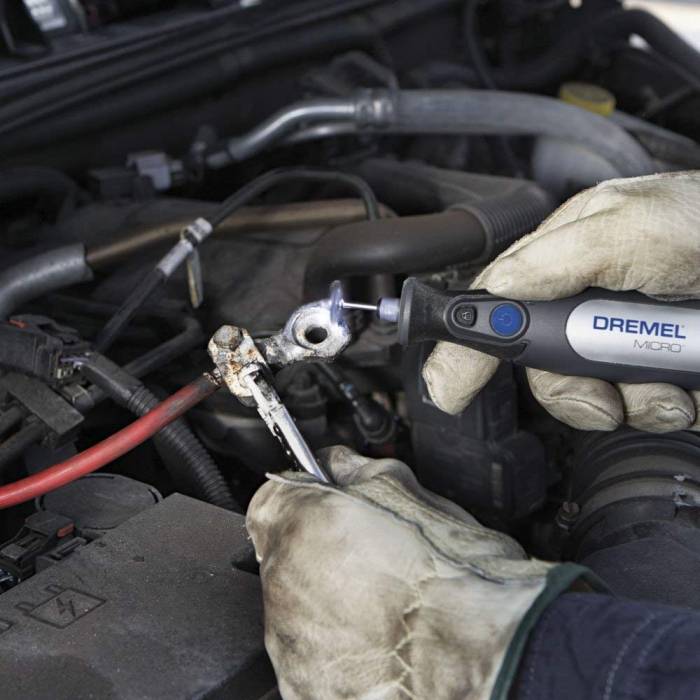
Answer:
[392,278,700,389]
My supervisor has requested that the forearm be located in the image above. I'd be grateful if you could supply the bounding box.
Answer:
[512,592,700,700]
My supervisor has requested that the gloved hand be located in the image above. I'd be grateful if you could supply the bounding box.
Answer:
[423,172,700,432]
[247,447,593,700]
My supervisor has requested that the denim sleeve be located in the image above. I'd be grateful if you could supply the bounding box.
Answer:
[511,592,700,700]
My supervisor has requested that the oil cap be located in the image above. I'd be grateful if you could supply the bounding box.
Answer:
[559,82,616,117]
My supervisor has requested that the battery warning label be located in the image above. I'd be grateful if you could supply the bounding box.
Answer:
[17,585,105,629]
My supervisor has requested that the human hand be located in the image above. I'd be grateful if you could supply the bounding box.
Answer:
[423,173,700,432]
[247,447,588,699]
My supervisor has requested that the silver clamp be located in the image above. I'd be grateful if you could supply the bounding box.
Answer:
[156,217,213,309]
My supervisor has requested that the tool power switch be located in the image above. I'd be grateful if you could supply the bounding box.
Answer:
[489,303,525,337]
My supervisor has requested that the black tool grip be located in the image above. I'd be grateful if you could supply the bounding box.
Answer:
[398,278,700,389]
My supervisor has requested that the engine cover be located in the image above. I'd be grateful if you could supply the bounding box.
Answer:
[0,494,275,699]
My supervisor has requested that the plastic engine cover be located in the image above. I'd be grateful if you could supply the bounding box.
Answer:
[0,494,276,699]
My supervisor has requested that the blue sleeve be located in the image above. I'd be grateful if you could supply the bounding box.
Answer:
[510,592,700,700]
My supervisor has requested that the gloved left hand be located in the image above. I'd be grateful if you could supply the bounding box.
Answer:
[247,447,595,700]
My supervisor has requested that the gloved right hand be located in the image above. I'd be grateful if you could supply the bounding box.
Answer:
[424,172,700,433]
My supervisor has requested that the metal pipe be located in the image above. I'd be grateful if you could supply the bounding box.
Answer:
[206,101,360,168]
[86,199,393,269]
[208,94,390,167]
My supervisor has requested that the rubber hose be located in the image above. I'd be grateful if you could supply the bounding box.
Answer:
[127,385,239,511]
[78,356,238,511]
[0,0,459,155]
[304,209,483,298]
[601,9,700,84]
[305,161,555,296]
[612,111,700,169]
[0,244,94,320]
[384,90,654,178]
[352,158,553,246]
[0,167,83,217]
[94,269,166,352]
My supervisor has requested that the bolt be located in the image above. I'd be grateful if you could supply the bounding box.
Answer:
[213,326,243,349]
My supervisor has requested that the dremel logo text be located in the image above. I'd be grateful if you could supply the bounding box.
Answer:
[592,316,687,340]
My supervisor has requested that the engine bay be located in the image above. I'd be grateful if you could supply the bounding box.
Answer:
[3,0,700,695]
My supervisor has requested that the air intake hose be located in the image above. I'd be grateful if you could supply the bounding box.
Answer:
[304,160,554,296]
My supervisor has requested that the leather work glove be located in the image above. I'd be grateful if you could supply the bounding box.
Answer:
[424,172,700,432]
[247,447,596,700]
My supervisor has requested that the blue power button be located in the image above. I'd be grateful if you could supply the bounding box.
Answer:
[489,303,525,337]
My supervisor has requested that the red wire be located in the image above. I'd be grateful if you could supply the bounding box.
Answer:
[0,373,220,510]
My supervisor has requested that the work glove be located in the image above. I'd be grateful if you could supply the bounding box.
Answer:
[247,447,595,700]
[424,172,700,432]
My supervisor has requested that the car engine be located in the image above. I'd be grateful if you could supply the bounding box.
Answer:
[2,0,700,696]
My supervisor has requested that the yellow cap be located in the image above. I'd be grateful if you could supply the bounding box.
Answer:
[558,82,616,117]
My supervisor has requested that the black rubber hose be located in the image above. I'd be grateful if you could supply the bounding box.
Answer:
[94,268,166,353]
[601,9,700,82]
[124,316,203,379]
[304,209,483,298]
[305,160,555,297]
[71,316,204,414]
[0,167,83,218]
[406,8,700,93]
[0,420,47,473]
[357,158,554,253]
[78,355,239,511]
[0,244,94,320]
[42,295,205,407]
